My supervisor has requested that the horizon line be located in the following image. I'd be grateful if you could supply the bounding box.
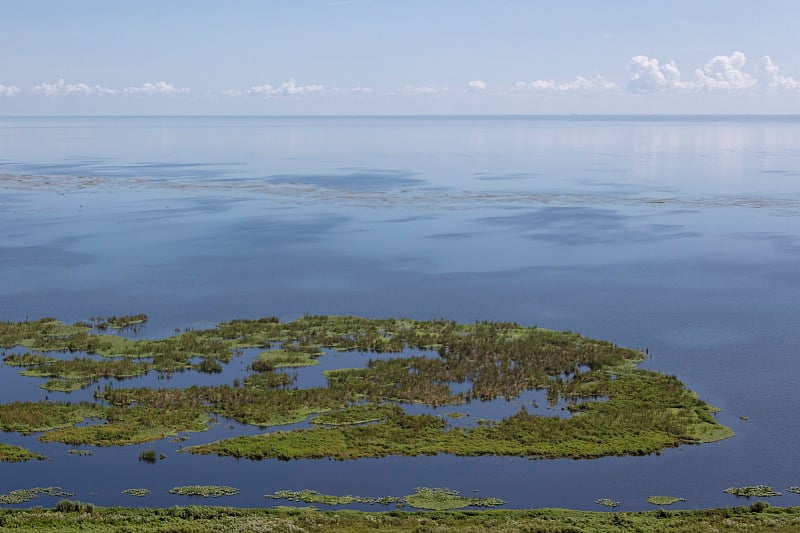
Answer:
[2,113,800,120]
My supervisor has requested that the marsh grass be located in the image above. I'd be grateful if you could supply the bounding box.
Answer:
[0,443,45,462]
[3,505,800,532]
[1,315,733,460]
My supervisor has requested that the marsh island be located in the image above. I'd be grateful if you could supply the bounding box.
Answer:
[0,314,732,462]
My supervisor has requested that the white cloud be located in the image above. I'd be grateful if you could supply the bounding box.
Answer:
[754,56,800,91]
[404,85,449,95]
[123,81,190,96]
[32,79,115,96]
[627,55,690,93]
[512,75,616,93]
[694,51,757,91]
[245,80,326,96]
[466,80,486,93]
[0,84,20,97]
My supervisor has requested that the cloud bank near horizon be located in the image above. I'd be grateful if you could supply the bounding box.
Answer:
[2,52,798,111]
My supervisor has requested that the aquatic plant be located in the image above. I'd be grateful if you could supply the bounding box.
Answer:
[265,490,401,506]
[646,496,685,505]
[724,485,782,498]
[169,485,239,498]
[67,449,93,456]
[138,449,157,463]
[0,487,74,504]
[788,487,800,495]
[121,488,150,497]
[403,487,505,510]
[596,498,621,508]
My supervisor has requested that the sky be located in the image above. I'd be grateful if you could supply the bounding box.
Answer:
[1,0,799,115]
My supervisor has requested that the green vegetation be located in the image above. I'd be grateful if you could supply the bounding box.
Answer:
[646,496,685,506]
[39,406,210,446]
[67,449,93,456]
[0,443,45,462]
[0,487,73,505]
[265,487,503,509]
[0,315,732,459]
[4,505,799,532]
[265,490,401,506]
[169,485,239,498]
[403,487,505,510]
[788,487,800,495]
[596,498,621,508]
[121,489,150,497]
[138,449,157,463]
[310,404,395,426]
[0,401,104,434]
[725,486,782,498]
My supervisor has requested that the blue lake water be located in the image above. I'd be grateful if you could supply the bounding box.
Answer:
[1,116,800,511]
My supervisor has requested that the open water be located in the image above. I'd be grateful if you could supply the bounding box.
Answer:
[0,116,799,511]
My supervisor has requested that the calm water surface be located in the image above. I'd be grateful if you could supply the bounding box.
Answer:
[1,116,799,511]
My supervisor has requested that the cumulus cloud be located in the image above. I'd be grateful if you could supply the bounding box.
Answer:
[404,85,449,95]
[245,80,325,96]
[694,51,757,91]
[0,84,20,97]
[754,56,799,91]
[627,55,690,93]
[512,75,616,93]
[33,79,115,96]
[466,80,486,93]
[123,81,190,96]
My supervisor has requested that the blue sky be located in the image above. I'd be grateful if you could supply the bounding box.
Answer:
[1,1,799,114]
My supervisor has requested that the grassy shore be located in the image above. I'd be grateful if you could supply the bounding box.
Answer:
[1,505,799,532]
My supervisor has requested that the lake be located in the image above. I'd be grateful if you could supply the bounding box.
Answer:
[1,115,799,511]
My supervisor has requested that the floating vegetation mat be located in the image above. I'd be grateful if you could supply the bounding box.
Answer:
[402,487,505,510]
[169,485,239,498]
[595,498,621,508]
[646,495,686,505]
[265,490,401,506]
[0,315,733,458]
[0,487,74,504]
[265,487,504,510]
[121,488,150,497]
[789,487,800,495]
[724,485,782,498]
